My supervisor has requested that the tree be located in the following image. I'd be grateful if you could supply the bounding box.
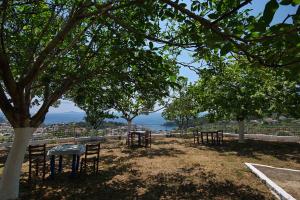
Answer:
[159,0,300,72]
[162,80,199,133]
[84,108,115,130]
[0,1,169,198]
[192,62,300,142]
[71,48,180,135]
[0,1,298,198]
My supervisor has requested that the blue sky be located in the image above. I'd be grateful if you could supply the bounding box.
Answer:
[49,0,298,113]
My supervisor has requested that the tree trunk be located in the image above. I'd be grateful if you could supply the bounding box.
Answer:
[238,119,245,143]
[180,118,184,135]
[185,117,189,134]
[127,119,132,134]
[0,127,35,200]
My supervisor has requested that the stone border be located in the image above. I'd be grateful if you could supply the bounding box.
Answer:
[245,162,297,200]
[0,133,167,148]
[225,133,300,143]
[1,132,299,148]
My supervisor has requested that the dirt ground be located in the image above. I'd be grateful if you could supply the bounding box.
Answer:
[254,165,300,199]
[0,136,300,200]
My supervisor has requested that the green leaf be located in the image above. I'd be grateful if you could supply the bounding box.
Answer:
[280,0,292,5]
[220,43,232,56]
[262,0,279,26]
[208,13,218,19]
[149,41,154,49]
[179,3,187,8]
[292,0,300,4]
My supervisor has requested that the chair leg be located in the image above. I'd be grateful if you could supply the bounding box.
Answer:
[193,135,195,144]
[93,158,96,173]
[222,134,224,144]
[43,160,46,180]
[36,161,39,177]
[96,158,99,173]
[28,161,32,182]
[76,155,80,172]
[80,159,83,173]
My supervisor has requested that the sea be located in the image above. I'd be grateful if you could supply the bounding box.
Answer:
[43,111,177,131]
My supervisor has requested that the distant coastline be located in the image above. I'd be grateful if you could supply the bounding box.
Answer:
[45,112,177,131]
[0,111,177,131]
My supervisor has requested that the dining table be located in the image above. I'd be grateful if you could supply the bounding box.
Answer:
[127,130,151,148]
[47,144,85,178]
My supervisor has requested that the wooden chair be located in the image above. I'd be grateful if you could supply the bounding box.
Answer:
[217,130,224,144]
[127,132,134,147]
[80,143,100,173]
[211,130,223,145]
[144,131,152,148]
[200,131,206,144]
[193,130,200,144]
[28,144,46,182]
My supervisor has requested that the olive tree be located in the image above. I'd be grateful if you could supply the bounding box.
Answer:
[0,1,168,198]
[162,80,199,134]
[71,48,180,134]
[159,0,300,71]
[192,62,300,142]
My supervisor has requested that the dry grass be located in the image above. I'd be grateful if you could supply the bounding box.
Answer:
[1,136,300,199]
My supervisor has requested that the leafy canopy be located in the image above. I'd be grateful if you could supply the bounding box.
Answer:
[159,0,300,73]
[191,61,300,120]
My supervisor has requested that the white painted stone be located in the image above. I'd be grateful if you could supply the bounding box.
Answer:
[245,163,297,200]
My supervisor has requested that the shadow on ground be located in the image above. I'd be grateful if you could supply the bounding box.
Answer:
[121,147,186,159]
[19,163,269,200]
[199,139,300,163]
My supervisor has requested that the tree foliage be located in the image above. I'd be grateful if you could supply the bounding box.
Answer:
[71,46,181,125]
[191,61,300,121]
[0,0,166,128]
[162,80,199,131]
[159,0,300,73]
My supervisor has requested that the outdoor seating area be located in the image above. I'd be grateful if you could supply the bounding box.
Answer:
[0,1,299,199]
[27,142,101,182]
[127,130,152,148]
[193,130,224,145]
[25,132,153,182]
[0,136,299,199]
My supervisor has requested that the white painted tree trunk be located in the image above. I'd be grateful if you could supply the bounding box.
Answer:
[0,127,35,200]
[127,120,132,134]
[238,119,245,143]
[180,118,184,135]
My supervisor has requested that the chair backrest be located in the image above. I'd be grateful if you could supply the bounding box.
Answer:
[145,130,151,138]
[28,144,46,159]
[193,129,199,136]
[200,131,217,134]
[85,143,100,159]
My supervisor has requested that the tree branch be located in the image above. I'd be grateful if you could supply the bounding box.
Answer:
[19,2,115,89]
[160,0,276,67]
[0,0,8,54]
[0,54,19,104]
[107,13,197,48]
[30,78,74,127]
[212,0,252,24]
[0,83,16,127]
[18,10,83,88]
[161,0,249,43]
